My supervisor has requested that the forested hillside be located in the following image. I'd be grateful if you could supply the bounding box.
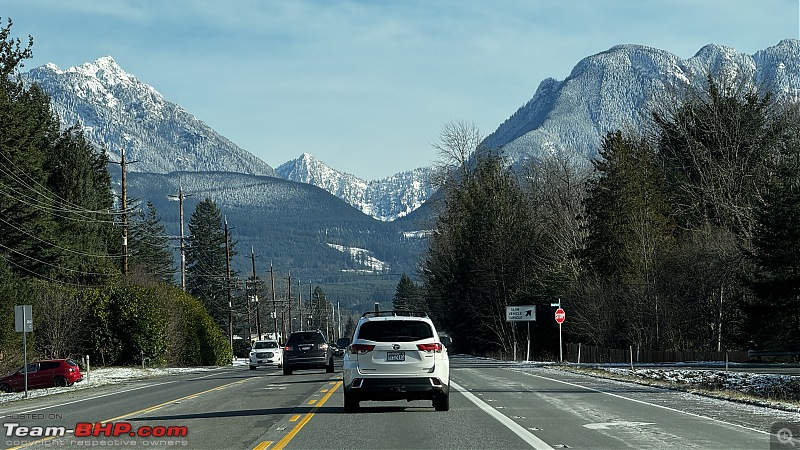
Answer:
[423,80,800,359]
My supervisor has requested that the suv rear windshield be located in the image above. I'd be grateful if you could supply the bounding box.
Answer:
[287,332,324,344]
[253,341,278,349]
[358,321,433,342]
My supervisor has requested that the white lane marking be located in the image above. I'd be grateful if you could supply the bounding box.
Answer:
[451,380,554,450]
[523,371,771,436]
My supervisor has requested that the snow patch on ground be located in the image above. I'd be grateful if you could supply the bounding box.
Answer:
[0,359,249,404]
[578,365,800,412]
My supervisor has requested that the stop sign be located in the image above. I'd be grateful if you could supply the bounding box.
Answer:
[554,308,565,324]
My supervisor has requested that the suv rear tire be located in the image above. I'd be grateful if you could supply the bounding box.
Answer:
[283,365,292,375]
[433,393,449,411]
[343,391,359,413]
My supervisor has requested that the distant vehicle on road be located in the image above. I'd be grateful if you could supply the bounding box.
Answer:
[0,359,83,392]
[282,330,334,375]
[249,339,283,369]
[331,343,345,357]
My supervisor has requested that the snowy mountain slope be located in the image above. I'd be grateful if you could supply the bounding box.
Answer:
[123,170,429,283]
[484,40,800,165]
[276,153,434,221]
[23,56,277,176]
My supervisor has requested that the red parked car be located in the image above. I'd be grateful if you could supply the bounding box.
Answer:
[0,359,83,393]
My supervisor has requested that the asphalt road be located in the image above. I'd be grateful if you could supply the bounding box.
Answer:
[0,356,795,449]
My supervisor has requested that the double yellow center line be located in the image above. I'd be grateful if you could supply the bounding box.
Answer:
[254,380,342,450]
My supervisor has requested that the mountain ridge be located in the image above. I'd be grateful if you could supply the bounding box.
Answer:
[276,153,434,221]
[23,57,433,221]
[485,39,800,164]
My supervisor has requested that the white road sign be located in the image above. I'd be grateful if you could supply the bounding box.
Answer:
[506,305,536,322]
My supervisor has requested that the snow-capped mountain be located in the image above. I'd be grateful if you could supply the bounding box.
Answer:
[23,56,276,176]
[22,57,433,221]
[276,153,434,221]
[485,39,800,164]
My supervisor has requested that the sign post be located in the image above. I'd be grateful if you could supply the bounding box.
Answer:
[554,306,565,363]
[14,305,33,398]
[506,305,536,361]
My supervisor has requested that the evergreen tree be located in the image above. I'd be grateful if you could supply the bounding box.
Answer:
[0,20,59,279]
[129,201,175,284]
[186,197,236,327]
[393,274,423,311]
[45,126,118,284]
[582,131,674,281]
[422,153,547,355]
[579,131,674,349]
[746,129,800,349]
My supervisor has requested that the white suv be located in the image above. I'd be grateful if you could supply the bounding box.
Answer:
[249,339,283,370]
[338,311,450,412]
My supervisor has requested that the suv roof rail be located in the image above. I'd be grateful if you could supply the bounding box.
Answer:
[361,310,429,318]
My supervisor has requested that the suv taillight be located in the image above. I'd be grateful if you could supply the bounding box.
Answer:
[284,345,293,351]
[417,343,443,353]
[350,344,375,354]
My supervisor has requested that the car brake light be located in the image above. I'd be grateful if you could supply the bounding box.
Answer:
[350,344,375,354]
[417,343,443,353]
[284,345,293,351]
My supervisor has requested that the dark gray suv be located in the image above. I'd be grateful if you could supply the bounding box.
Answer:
[283,330,334,375]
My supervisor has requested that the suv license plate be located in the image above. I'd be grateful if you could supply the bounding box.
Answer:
[386,351,405,362]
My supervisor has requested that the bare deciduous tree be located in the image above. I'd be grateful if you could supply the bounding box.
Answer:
[430,120,484,189]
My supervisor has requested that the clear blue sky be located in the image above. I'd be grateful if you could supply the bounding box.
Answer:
[4,0,798,180]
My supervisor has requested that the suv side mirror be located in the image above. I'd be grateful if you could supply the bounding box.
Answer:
[336,337,351,348]
[440,336,452,347]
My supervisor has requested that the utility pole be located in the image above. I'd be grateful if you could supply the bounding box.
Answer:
[298,278,303,331]
[121,146,128,275]
[271,263,279,342]
[168,185,190,291]
[286,271,292,333]
[113,142,138,276]
[225,217,233,355]
[251,247,262,340]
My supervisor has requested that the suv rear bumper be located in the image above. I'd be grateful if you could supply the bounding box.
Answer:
[344,377,448,401]
[250,358,281,367]
[285,357,328,369]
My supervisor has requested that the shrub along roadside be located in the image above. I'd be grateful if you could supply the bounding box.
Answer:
[84,282,232,367]
[0,280,232,372]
